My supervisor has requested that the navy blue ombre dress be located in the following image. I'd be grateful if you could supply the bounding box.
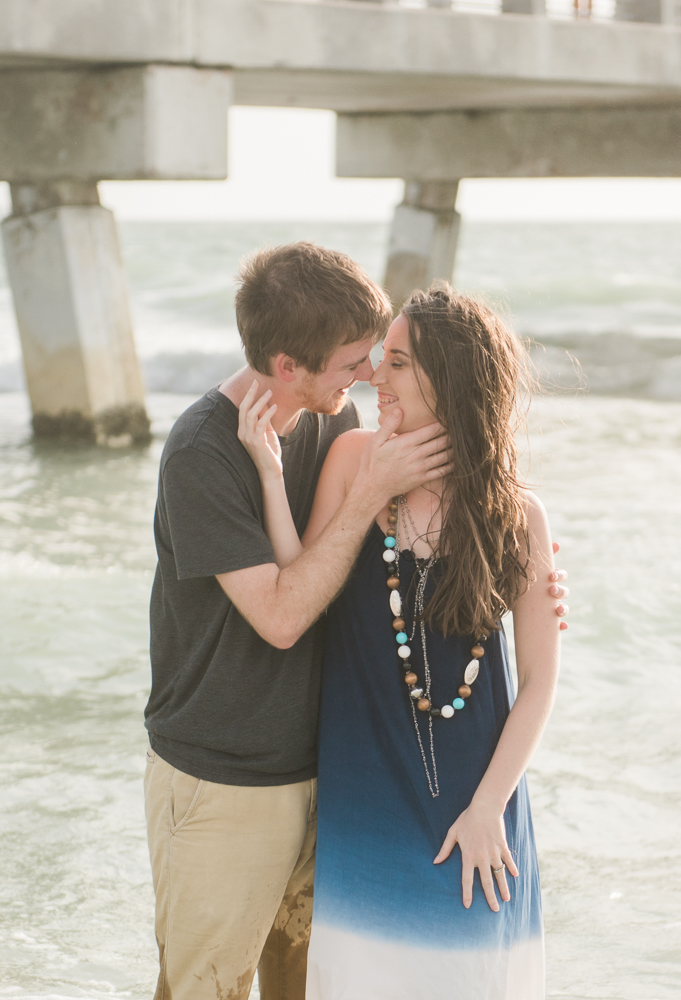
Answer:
[306,524,544,1000]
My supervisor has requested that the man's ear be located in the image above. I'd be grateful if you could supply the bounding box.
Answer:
[273,353,298,384]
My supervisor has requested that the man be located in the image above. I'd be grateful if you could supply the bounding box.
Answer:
[144,242,569,1000]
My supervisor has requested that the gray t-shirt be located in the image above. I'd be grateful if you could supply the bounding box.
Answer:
[145,386,362,785]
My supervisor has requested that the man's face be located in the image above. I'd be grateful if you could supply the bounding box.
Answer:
[298,338,376,415]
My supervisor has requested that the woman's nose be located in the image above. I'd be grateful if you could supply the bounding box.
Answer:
[370,362,386,387]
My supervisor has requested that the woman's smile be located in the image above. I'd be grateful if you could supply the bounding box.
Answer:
[377,390,398,408]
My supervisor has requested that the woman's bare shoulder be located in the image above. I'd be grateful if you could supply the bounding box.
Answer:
[519,489,553,569]
[520,488,548,523]
[330,427,375,452]
[325,427,375,479]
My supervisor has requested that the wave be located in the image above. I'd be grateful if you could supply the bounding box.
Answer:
[528,332,681,399]
[2,334,681,400]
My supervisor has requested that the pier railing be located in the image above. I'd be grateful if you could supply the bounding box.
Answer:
[347,0,681,24]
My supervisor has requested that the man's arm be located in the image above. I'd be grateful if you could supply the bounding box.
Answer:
[216,408,450,649]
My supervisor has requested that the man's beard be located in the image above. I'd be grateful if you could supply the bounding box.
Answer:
[299,377,350,416]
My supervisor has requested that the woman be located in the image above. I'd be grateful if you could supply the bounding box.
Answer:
[239,284,560,999]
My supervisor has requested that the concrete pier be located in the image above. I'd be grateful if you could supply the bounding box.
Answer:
[0,65,231,443]
[336,106,681,181]
[2,184,150,445]
[384,182,461,308]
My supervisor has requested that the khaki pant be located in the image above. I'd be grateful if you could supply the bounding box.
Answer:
[144,746,317,1000]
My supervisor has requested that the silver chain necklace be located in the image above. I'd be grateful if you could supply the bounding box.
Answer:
[384,494,485,799]
[395,494,440,798]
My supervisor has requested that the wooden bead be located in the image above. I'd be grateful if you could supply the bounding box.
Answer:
[392,618,406,631]
[386,528,396,537]
[471,645,484,658]
[458,684,472,699]
[387,576,400,589]
[404,672,418,685]
[387,514,398,525]
[417,698,431,712]
[388,503,398,513]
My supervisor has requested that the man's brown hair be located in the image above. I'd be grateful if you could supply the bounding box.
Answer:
[235,242,392,374]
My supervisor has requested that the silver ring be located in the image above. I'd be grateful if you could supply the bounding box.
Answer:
[492,864,505,874]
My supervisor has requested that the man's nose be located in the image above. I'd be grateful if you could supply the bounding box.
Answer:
[356,357,375,382]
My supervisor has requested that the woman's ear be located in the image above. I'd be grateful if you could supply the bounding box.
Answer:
[273,353,298,384]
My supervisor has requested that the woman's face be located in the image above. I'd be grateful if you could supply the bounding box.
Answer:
[370,314,436,433]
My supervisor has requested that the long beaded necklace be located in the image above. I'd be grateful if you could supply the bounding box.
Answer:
[383,495,487,798]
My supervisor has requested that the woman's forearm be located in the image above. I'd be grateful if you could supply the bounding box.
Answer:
[471,668,558,815]
[261,475,303,568]
[472,491,561,816]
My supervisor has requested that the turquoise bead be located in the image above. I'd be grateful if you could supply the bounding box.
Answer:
[396,632,408,644]
[452,697,465,710]
[384,536,396,548]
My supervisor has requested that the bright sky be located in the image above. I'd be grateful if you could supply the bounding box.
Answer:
[4,107,681,222]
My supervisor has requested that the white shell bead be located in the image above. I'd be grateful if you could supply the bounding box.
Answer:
[382,549,396,563]
[410,688,424,699]
[397,645,411,659]
[389,591,402,616]
[464,659,480,684]
[440,704,455,718]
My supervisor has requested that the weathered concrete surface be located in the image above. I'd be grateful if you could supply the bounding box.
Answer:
[231,68,681,113]
[502,0,546,14]
[0,66,231,181]
[337,104,681,178]
[0,1,681,111]
[616,0,681,22]
[2,190,150,445]
[385,182,461,307]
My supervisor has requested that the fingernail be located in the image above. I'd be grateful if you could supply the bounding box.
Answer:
[550,572,558,581]
[556,604,565,615]
[560,622,568,631]
[549,585,559,596]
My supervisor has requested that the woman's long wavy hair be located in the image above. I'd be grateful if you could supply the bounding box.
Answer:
[401,282,532,638]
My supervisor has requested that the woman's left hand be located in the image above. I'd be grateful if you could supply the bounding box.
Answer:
[433,800,519,912]
[237,380,283,482]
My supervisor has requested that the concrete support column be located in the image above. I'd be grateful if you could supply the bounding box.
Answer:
[2,182,150,445]
[614,0,680,20]
[384,181,461,309]
[502,0,546,13]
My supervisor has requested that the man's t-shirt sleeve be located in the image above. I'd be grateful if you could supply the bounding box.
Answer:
[161,447,275,580]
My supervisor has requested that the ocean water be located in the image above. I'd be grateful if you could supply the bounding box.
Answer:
[2,221,681,399]
[0,221,680,1000]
